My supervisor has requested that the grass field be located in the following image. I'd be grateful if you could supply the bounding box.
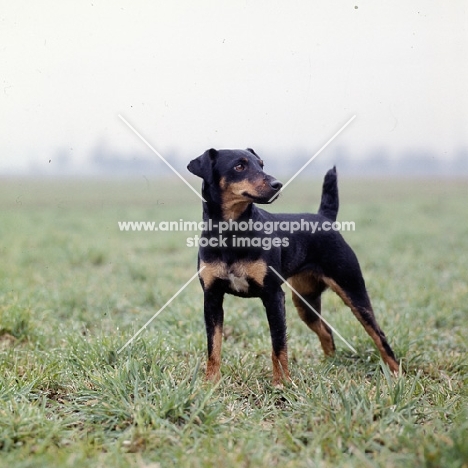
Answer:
[0,175,467,467]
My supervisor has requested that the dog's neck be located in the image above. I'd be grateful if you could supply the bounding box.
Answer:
[201,183,255,222]
[220,199,252,221]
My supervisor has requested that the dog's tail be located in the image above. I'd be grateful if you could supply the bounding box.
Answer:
[318,166,339,221]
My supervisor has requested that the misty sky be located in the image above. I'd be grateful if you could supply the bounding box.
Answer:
[1,1,467,174]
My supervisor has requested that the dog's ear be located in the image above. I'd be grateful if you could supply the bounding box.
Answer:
[246,148,260,159]
[187,148,218,183]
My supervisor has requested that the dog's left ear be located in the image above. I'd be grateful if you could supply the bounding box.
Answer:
[246,148,260,159]
[187,148,218,183]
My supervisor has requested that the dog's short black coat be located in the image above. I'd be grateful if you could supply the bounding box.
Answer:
[187,148,399,384]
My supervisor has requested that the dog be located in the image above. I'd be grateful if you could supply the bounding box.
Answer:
[187,148,399,385]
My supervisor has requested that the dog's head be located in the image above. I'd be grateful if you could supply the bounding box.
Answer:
[187,148,282,211]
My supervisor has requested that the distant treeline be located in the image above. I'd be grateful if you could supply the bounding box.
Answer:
[48,143,468,177]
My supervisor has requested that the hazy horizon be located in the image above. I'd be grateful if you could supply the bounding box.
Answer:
[1,2,467,175]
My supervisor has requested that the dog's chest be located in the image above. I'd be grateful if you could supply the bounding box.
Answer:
[200,260,267,293]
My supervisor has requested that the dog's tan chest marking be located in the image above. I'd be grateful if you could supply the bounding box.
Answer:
[200,260,267,293]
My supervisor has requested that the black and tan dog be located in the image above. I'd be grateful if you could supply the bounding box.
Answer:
[187,148,399,385]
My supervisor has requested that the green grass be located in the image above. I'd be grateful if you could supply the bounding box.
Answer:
[0,175,467,467]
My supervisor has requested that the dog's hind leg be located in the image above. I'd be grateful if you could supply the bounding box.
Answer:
[322,268,399,375]
[289,272,335,356]
[291,292,336,357]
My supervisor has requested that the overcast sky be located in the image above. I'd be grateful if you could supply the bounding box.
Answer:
[1,1,467,174]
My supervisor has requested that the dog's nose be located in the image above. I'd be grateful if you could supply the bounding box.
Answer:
[269,179,283,191]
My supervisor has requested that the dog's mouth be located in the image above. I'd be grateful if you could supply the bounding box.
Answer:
[231,177,282,204]
[242,190,281,204]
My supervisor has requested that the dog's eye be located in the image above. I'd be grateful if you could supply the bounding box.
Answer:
[234,163,245,172]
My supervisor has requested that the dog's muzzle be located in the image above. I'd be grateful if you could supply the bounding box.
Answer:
[268,178,283,191]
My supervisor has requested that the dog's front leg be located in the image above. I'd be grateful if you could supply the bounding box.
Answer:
[262,289,290,386]
[204,288,225,382]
